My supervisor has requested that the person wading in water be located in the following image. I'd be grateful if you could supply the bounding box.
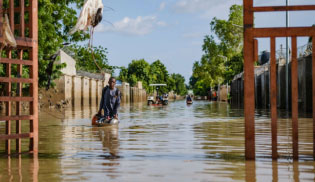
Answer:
[97,77,121,122]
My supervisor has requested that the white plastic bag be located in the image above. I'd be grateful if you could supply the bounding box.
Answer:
[1,14,17,48]
[69,0,104,34]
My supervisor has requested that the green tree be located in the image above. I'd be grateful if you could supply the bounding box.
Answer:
[171,73,187,96]
[37,0,91,88]
[118,66,129,82]
[150,60,170,94]
[69,45,112,73]
[122,59,151,90]
[190,4,243,95]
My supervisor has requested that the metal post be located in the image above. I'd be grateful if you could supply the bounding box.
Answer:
[285,0,289,110]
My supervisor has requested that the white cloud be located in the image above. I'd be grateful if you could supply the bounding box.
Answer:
[173,0,242,18]
[159,2,166,11]
[173,0,222,13]
[95,16,167,35]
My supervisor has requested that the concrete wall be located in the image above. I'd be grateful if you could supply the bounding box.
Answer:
[230,55,313,113]
[72,76,82,108]
[130,87,147,102]
[116,82,130,103]
[55,75,72,102]
[89,79,97,107]
[96,80,103,104]
[81,77,90,107]
[57,50,76,76]
[219,85,229,102]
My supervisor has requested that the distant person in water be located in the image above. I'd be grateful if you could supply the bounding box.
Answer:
[186,95,192,102]
[98,77,121,120]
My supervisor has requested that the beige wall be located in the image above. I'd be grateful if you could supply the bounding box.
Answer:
[72,76,82,107]
[81,77,90,107]
[89,79,97,107]
[104,73,111,84]
[58,50,76,76]
[219,85,229,102]
[55,75,72,101]
[97,80,103,104]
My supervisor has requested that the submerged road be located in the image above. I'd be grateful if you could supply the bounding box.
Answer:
[0,100,314,181]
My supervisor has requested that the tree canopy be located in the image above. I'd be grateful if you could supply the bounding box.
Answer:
[190,4,243,96]
[118,59,187,95]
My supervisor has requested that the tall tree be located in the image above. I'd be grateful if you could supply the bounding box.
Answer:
[171,73,187,96]
[191,4,243,96]
[37,0,91,88]
[150,60,170,94]
[68,45,112,73]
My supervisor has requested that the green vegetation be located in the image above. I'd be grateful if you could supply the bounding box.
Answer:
[68,45,112,73]
[118,59,187,95]
[190,5,243,96]
[0,0,112,88]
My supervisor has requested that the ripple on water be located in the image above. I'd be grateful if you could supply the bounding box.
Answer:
[0,100,315,181]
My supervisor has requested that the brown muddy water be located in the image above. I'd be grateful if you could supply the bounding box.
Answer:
[0,100,315,181]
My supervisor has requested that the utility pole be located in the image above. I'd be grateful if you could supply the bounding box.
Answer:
[285,0,289,110]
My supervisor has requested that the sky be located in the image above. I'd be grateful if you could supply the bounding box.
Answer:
[79,0,315,83]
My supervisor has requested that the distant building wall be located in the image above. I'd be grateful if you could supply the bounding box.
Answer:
[230,55,313,113]
[81,77,90,106]
[51,50,192,106]
[57,50,76,76]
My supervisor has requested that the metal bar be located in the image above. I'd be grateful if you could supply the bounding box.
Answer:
[0,97,33,102]
[252,27,315,38]
[272,161,278,182]
[0,77,33,83]
[0,115,34,120]
[29,0,38,153]
[14,6,31,12]
[313,36,315,160]
[291,36,298,160]
[20,0,25,37]
[253,5,315,12]
[254,39,258,62]
[5,50,12,155]
[9,0,14,32]
[244,0,255,160]
[16,49,23,153]
[0,133,33,140]
[0,0,3,36]
[286,0,290,112]
[270,37,278,160]
[0,58,33,65]
[0,37,34,47]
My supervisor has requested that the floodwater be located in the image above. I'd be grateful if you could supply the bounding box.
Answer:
[0,100,315,181]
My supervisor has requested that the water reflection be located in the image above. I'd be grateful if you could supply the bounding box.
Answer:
[0,155,38,182]
[94,126,120,159]
[0,100,315,181]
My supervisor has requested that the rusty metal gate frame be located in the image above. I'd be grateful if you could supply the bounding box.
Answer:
[0,0,38,155]
[244,1,315,160]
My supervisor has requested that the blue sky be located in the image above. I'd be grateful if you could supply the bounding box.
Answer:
[80,0,315,83]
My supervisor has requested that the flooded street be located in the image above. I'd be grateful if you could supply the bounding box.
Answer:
[1,100,315,181]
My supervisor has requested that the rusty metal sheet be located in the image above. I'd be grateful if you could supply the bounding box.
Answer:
[252,27,315,38]
[253,5,315,12]
[0,0,38,155]
[0,77,33,83]
[0,58,33,65]
[0,97,34,102]
[244,0,255,160]
[291,37,299,160]
[0,115,34,120]
[0,133,33,140]
[313,36,315,160]
[270,37,278,160]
